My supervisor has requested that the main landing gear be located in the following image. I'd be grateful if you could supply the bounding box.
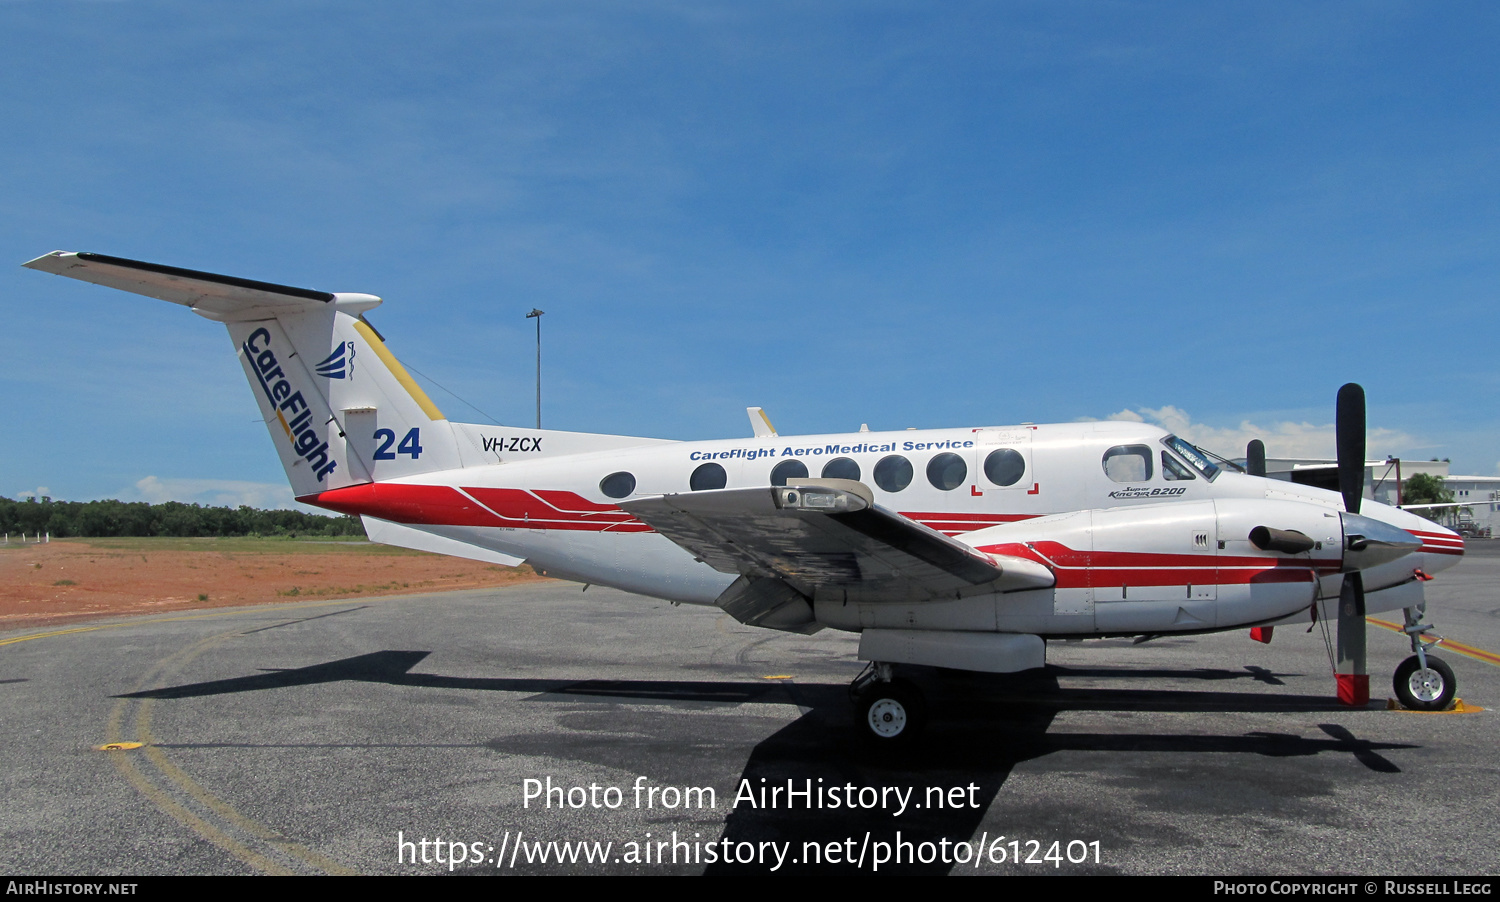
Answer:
[851,662,927,744]
[1393,603,1457,712]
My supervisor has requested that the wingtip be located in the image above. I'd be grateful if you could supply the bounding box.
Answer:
[21,250,75,271]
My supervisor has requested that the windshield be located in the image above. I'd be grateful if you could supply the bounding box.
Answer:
[1161,435,1238,480]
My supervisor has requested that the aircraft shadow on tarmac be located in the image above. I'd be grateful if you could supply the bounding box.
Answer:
[120,651,1416,875]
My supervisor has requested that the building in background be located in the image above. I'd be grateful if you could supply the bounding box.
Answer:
[1252,458,1497,538]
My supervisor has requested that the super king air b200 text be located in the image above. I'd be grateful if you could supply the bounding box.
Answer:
[25,251,1467,743]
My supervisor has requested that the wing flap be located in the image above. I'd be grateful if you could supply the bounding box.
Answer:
[621,482,1054,603]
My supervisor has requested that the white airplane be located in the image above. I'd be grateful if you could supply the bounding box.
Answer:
[24,251,1467,742]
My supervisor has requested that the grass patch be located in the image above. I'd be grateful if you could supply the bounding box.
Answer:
[54,579,76,586]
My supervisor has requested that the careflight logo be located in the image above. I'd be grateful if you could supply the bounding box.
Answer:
[315,342,355,379]
[243,328,338,483]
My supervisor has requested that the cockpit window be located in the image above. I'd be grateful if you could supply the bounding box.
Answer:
[1161,451,1196,481]
[1102,445,1153,483]
[1161,435,1222,480]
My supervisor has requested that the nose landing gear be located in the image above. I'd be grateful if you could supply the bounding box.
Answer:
[1393,604,1457,712]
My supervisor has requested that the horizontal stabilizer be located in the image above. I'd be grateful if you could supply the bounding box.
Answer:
[22,251,381,322]
[362,516,525,567]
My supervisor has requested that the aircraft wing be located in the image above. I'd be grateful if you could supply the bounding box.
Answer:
[21,251,378,322]
[1398,500,1493,510]
[621,480,1054,605]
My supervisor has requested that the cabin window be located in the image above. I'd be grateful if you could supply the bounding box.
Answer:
[822,457,861,481]
[770,459,809,486]
[1102,445,1153,483]
[690,462,727,491]
[599,471,636,498]
[1161,452,1196,481]
[873,455,913,493]
[983,448,1026,486]
[926,452,968,491]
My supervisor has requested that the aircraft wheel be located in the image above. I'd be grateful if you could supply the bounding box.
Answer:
[858,679,925,744]
[1393,655,1456,711]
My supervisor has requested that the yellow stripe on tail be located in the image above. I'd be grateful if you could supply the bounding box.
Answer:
[352,320,446,421]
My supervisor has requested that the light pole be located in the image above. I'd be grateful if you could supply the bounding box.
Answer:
[526,308,544,429]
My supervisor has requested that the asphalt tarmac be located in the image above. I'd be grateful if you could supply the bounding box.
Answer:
[2,544,1497,875]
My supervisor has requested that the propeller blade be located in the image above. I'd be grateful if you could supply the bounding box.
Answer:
[1336,383,1366,515]
[1335,571,1369,706]
[1246,439,1266,477]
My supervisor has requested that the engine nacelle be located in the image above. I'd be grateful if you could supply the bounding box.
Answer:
[963,498,1347,636]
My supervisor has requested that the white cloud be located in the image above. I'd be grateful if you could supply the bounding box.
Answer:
[1106,405,1424,461]
[129,476,303,510]
[15,486,52,500]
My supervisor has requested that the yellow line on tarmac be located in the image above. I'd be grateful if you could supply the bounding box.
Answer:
[136,697,359,875]
[104,633,295,875]
[99,617,363,874]
[1369,617,1500,667]
[0,625,108,647]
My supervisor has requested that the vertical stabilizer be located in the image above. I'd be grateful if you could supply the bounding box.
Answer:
[22,251,463,499]
[229,309,461,498]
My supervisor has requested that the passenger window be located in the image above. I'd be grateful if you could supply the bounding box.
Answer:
[926,452,967,491]
[873,455,913,493]
[690,462,727,491]
[983,448,1025,486]
[822,457,860,481]
[1161,452,1196,481]
[599,471,636,498]
[1102,445,1153,483]
[770,459,809,487]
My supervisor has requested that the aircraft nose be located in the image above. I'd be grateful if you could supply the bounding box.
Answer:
[1417,521,1466,561]
[1341,512,1421,571]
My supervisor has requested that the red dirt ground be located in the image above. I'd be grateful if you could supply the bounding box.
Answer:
[0,538,547,630]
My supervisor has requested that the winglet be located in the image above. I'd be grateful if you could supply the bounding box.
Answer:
[748,406,777,438]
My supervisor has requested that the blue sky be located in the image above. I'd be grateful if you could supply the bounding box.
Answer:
[3,2,1497,509]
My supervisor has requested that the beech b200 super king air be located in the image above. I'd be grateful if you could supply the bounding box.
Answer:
[25,251,1467,742]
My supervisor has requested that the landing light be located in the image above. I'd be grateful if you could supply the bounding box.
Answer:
[777,488,849,511]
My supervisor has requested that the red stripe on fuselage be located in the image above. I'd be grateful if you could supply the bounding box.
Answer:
[900,511,1038,523]
[1409,529,1465,556]
[463,487,652,532]
[975,540,1337,589]
[298,484,651,532]
[299,483,506,527]
[903,511,1037,537]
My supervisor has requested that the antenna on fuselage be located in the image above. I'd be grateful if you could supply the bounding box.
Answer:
[748,407,777,438]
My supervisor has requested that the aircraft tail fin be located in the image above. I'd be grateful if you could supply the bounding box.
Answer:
[24,251,461,498]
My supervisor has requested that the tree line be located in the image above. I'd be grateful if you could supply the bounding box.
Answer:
[0,496,365,538]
